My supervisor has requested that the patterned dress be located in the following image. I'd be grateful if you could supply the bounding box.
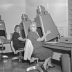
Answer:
[28,31,53,60]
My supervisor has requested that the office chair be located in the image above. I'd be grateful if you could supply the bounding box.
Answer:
[10,41,24,62]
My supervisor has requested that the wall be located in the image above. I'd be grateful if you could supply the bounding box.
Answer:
[25,0,68,37]
[68,0,72,37]
[0,0,68,37]
[0,0,26,39]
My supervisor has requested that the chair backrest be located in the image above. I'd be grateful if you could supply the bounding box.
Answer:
[10,41,16,53]
[10,32,16,53]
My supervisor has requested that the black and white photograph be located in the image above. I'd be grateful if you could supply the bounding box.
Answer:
[0,0,71,72]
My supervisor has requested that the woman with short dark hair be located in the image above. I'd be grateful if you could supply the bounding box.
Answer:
[12,25,26,51]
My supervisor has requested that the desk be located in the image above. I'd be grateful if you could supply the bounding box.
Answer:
[0,40,12,53]
[43,42,71,51]
[43,42,71,72]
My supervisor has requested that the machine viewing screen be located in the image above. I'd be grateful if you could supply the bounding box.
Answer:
[36,5,59,41]
[0,30,6,37]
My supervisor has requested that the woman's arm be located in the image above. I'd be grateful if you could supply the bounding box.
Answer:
[37,30,51,41]
[18,37,26,41]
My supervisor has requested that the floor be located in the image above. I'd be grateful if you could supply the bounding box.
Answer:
[0,53,62,72]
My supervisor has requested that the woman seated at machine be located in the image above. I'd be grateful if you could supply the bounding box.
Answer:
[12,25,26,51]
[27,22,54,70]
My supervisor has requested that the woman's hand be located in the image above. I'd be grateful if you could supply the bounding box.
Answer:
[46,30,51,36]
[37,30,51,41]
[18,37,26,41]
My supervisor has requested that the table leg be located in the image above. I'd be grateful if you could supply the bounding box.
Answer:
[71,48,72,72]
[61,54,71,72]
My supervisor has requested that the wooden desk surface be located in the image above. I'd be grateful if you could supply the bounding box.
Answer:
[43,42,71,51]
[0,40,10,45]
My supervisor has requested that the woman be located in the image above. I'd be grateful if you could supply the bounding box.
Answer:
[28,22,54,70]
[12,25,26,51]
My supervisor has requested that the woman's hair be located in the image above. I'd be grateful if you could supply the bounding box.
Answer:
[14,25,20,32]
[28,22,37,32]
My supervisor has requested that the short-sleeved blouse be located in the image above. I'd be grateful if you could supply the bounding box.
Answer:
[12,32,25,50]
